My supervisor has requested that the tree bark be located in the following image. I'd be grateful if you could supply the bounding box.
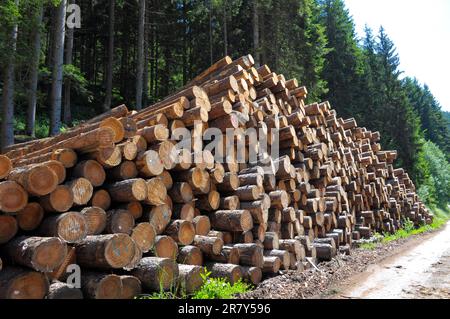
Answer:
[26,4,43,137]
[252,0,260,66]
[1,0,19,150]
[63,0,74,124]
[103,0,115,112]
[50,0,67,136]
[135,0,145,110]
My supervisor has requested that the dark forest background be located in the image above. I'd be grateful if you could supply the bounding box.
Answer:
[1,0,449,209]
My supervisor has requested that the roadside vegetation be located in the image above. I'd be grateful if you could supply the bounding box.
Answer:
[136,269,252,300]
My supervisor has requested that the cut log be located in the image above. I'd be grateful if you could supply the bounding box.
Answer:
[177,264,204,294]
[193,235,223,255]
[105,209,135,234]
[168,182,193,203]
[264,249,290,270]
[66,178,94,206]
[177,245,203,266]
[73,160,106,187]
[39,185,74,213]
[262,256,281,273]
[89,189,111,210]
[145,177,168,205]
[0,181,28,213]
[81,272,122,299]
[240,266,262,285]
[165,219,195,245]
[130,257,179,291]
[47,281,83,299]
[38,212,88,243]
[75,234,136,269]
[209,210,253,232]
[135,150,164,177]
[263,232,279,250]
[80,206,107,235]
[0,215,18,244]
[0,155,13,179]
[192,215,211,236]
[205,263,242,285]
[120,201,143,219]
[120,275,142,299]
[234,243,264,268]
[142,204,172,235]
[131,222,156,253]
[0,267,49,299]
[154,235,178,260]
[1,236,67,272]
[8,164,58,196]
[204,246,240,265]
[106,178,148,202]
[16,202,44,231]
[109,161,138,180]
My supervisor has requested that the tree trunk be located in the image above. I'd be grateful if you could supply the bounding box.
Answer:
[135,0,145,110]
[103,0,115,112]
[223,0,228,56]
[50,0,67,136]
[252,0,260,66]
[26,4,43,137]
[1,0,19,150]
[63,0,74,125]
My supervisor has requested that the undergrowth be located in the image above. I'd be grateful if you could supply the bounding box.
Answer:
[136,268,252,300]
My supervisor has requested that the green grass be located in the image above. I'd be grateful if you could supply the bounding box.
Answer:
[192,270,251,299]
[136,268,252,300]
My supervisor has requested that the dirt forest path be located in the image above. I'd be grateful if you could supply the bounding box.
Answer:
[335,221,450,299]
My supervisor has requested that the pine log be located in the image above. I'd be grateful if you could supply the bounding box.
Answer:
[39,185,74,213]
[38,212,88,243]
[75,234,136,269]
[154,235,178,260]
[234,243,264,268]
[0,267,49,299]
[168,182,193,203]
[106,178,148,202]
[130,257,179,291]
[177,245,203,266]
[120,275,142,299]
[0,181,28,213]
[209,210,254,232]
[73,160,106,187]
[204,245,240,264]
[240,266,262,285]
[66,178,94,206]
[8,164,58,196]
[1,236,67,272]
[145,177,168,205]
[81,272,123,299]
[177,264,204,294]
[47,281,83,299]
[16,202,44,231]
[0,215,18,244]
[131,222,156,253]
[193,235,223,255]
[165,219,195,245]
[80,206,107,235]
[105,209,135,234]
[264,249,290,270]
[142,204,172,235]
[262,256,281,273]
[192,215,211,236]
[89,189,111,210]
[205,262,242,285]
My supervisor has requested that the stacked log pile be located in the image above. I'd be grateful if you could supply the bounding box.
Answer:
[0,54,432,299]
